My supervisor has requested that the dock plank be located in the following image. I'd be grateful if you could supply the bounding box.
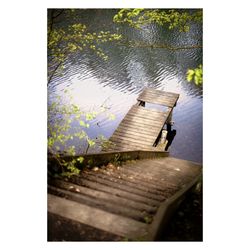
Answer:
[122,113,165,124]
[129,106,170,119]
[131,105,170,115]
[109,137,155,149]
[113,126,157,139]
[138,94,177,108]
[112,123,157,133]
[141,88,180,99]
[137,88,179,108]
[125,112,166,124]
[112,131,156,143]
[118,118,163,130]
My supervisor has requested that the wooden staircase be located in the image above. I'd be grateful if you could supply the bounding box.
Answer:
[48,156,202,241]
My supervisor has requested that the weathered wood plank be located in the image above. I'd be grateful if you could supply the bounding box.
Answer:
[77,172,165,202]
[48,185,151,222]
[103,145,152,152]
[129,106,170,119]
[108,141,154,151]
[113,131,155,143]
[49,179,157,214]
[119,105,166,122]
[122,116,163,128]
[138,94,178,108]
[97,168,168,193]
[137,88,179,108]
[138,89,178,98]
[125,112,167,124]
[128,106,169,118]
[69,175,161,206]
[116,120,161,132]
[138,91,178,101]
[114,128,159,140]
[82,171,167,198]
[110,166,178,190]
[121,115,164,126]
[136,161,200,177]
[128,164,194,182]
[109,136,155,148]
[159,156,202,168]
[112,131,156,143]
[122,159,201,185]
[110,134,153,144]
[141,88,180,99]
[104,142,157,152]
[113,126,157,139]
[48,194,149,239]
[131,105,169,116]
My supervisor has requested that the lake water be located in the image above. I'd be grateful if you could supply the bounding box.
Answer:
[48,9,203,163]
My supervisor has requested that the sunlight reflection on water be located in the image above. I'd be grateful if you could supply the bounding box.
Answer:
[48,9,203,163]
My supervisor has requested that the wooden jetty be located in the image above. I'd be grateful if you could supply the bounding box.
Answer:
[48,88,202,241]
[102,88,179,152]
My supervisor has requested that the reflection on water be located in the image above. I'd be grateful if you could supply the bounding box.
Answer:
[48,9,203,163]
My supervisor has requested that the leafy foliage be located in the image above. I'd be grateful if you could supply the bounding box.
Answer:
[48,9,122,84]
[47,10,120,176]
[48,91,116,176]
[114,9,203,85]
[186,65,203,85]
[113,9,202,32]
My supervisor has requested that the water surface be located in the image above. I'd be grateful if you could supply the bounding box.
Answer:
[48,9,203,163]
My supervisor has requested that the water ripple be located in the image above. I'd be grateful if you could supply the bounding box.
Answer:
[48,9,203,163]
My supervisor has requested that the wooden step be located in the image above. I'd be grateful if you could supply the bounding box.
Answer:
[76,172,166,202]
[81,170,168,197]
[48,156,202,241]
[68,175,161,206]
[48,194,149,239]
[48,179,157,214]
[48,185,152,222]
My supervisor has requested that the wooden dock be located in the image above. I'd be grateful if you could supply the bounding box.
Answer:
[48,88,202,241]
[102,88,179,152]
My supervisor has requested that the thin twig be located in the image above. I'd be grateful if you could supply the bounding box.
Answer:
[117,41,202,50]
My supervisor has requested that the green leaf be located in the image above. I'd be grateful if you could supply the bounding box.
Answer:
[87,139,95,147]
[79,120,85,126]
[85,113,94,121]
[77,157,84,163]
[48,137,54,147]
[186,66,203,85]
[186,69,194,82]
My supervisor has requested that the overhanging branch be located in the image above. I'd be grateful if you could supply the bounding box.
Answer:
[117,41,202,50]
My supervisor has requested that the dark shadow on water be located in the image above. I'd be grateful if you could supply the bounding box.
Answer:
[165,126,176,151]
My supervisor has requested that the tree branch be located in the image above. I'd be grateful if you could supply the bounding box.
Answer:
[48,9,65,41]
[117,41,202,50]
[47,61,63,86]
